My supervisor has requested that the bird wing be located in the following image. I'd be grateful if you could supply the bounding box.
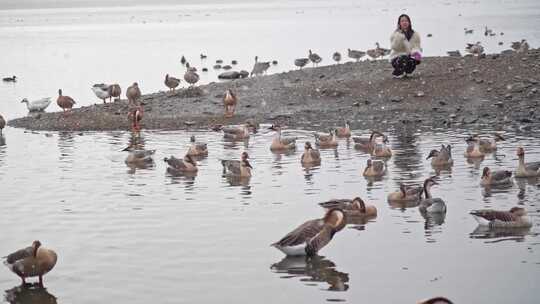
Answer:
[222,160,241,175]
[5,246,33,264]
[318,199,352,210]
[273,219,324,247]
[491,170,512,181]
[470,210,517,222]
[280,137,297,145]
[222,127,242,134]
[525,161,540,172]
[306,225,335,256]
[372,161,385,172]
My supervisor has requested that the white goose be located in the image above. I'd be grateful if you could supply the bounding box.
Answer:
[91,83,111,103]
[20,97,52,112]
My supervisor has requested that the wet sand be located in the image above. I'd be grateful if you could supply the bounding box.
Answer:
[8,49,540,132]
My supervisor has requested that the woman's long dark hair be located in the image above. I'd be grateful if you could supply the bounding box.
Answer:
[396,14,414,40]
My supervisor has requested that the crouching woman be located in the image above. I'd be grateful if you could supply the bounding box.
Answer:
[390,14,422,78]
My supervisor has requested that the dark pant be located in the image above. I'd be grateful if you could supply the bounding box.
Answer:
[391,55,419,76]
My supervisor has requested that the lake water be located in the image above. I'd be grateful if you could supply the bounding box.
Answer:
[1,1,540,303]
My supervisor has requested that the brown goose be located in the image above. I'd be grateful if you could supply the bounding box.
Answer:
[124,148,155,164]
[319,197,377,217]
[0,114,5,135]
[371,141,392,158]
[126,83,141,105]
[127,106,143,131]
[250,56,271,76]
[515,147,540,177]
[223,89,237,117]
[56,89,76,114]
[387,183,423,202]
[164,74,180,92]
[294,58,309,69]
[469,133,504,152]
[426,145,453,166]
[332,52,342,64]
[301,142,321,165]
[108,84,122,102]
[184,68,200,86]
[480,167,512,186]
[352,131,384,151]
[417,297,453,304]
[363,159,385,177]
[272,208,346,256]
[335,121,351,138]
[470,207,531,228]
[187,135,208,156]
[308,50,322,67]
[222,124,250,140]
[464,137,484,158]
[221,152,252,177]
[269,125,296,151]
[164,154,198,173]
[314,130,338,148]
[347,48,365,61]
[3,240,57,286]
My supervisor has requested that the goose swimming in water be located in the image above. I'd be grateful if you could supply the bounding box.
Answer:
[352,131,385,151]
[21,97,52,112]
[301,141,321,165]
[419,177,446,213]
[426,145,453,166]
[468,133,504,152]
[187,135,208,157]
[319,197,377,217]
[363,159,386,177]
[164,154,198,173]
[221,124,250,140]
[335,121,351,138]
[123,147,155,164]
[470,207,531,228]
[480,167,512,186]
[221,152,252,177]
[387,183,423,202]
[314,129,338,148]
[464,137,485,158]
[3,76,16,82]
[272,208,346,256]
[514,147,540,178]
[269,124,296,151]
[3,240,57,286]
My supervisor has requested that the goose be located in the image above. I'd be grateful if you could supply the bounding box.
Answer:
[375,42,391,56]
[184,68,200,86]
[108,84,121,102]
[128,105,143,131]
[465,42,484,55]
[447,50,461,57]
[335,121,351,138]
[480,167,512,186]
[187,135,208,157]
[332,52,341,64]
[3,240,57,286]
[348,48,365,61]
[124,148,155,164]
[464,137,485,158]
[366,47,381,59]
[2,75,16,82]
[250,56,271,76]
[180,55,186,65]
[164,74,180,91]
[91,83,110,103]
[319,197,377,217]
[352,131,384,150]
[371,140,392,157]
[301,141,321,165]
[387,183,423,202]
[271,208,346,256]
[511,39,529,53]
[164,154,198,173]
[470,207,532,228]
[469,133,504,152]
[418,297,453,304]
[222,124,250,140]
[0,114,5,135]
[426,145,453,166]
[294,58,309,69]
[221,152,252,177]
[314,129,338,148]
[269,125,296,151]
[126,83,141,105]
[223,89,238,117]
[308,50,322,66]
[20,97,52,112]
[363,159,385,177]
[419,177,446,213]
[56,89,76,113]
[515,147,540,177]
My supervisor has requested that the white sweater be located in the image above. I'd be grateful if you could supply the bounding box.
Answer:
[389,30,422,60]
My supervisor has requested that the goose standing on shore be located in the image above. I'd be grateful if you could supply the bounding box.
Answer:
[3,240,57,286]
[319,197,377,217]
[271,208,346,256]
[301,142,321,165]
[91,83,111,103]
[375,42,391,56]
[515,147,540,177]
[308,50,322,66]
[126,83,141,105]
[164,155,198,173]
[2,76,16,82]
[223,89,238,117]
[222,152,252,177]
[294,58,309,69]
[426,145,453,166]
[108,84,122,102]
[465,42,484,55]
[332,52,342,64]
[56,89,76,114]
[164,74,181,92]
[419,177,446,213]
[348,48,365,61]
[251,56,271,76]
[187,135,208,157]
[511,39,529,53]
[184,68,200,86]
[470,207,532,228]
[480,167,512,186]
[20,97,52,112]
[0,114,5,135]
[269,125,296,151]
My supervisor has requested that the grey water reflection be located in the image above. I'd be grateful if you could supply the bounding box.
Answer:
[469,225,532,242]
[4,284,57,304]
[271,256,349,292]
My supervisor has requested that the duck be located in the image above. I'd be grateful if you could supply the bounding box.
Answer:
[184,68,200,86]
[335,121,351,137]
[375,42,391,56]
[107,84,122,102]
[468,133,504,152]
[319,197,377,217]
[511,39,529,53]
[222,124,250,140]
[221,152,252,177]
[419,177,446,213]
[308,50,322,67]
[2,75,16,82]
[127,105,143,131]
[480,167,512,186]
[426,145,453,166]
[0,114,5,135]
[465,42,484,55]
[3,240,57,286]
[271,208,346,256]
[515,147,540,177]
[418,297,453,304]
[126,83,141,105]
[348,48,365,61]
[371,140,392,157]
[294,58,309,69]
[314,129,338,148]
[387,183,424,202]
[123,147,155,164]
[251,56,271,76]
[56,89,76,113]
[332,52,341,64]
[301,141,321,165]
[223,89,238,117]
[269,125,296,151]
[366,46,381,59]
[363,159,386,177]
[164,74,181,91]
[164,154,198,173]
[352,131,384,150]
[91,83,111,103]
[187,135,208,156]
[464,137,485,158]
[470,207,532,228]
[20,97,52,112]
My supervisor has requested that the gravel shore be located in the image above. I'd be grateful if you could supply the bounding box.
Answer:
[8,49,540,133]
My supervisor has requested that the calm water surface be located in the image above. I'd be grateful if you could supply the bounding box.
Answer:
[0,125,539,303]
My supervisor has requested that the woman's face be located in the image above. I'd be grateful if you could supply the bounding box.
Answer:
[399,16,410,31]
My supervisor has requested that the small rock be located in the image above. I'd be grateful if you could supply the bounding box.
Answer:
[505,93,513,99]
[272,60,278,65]
[238,70,249,78]
[472,69,479,74]
[184,121,196,126]
[487,80,494,85]
[450,114,457,119]
[487,87,492,92]
[439,101,447,106]
[218,71,240,79]
[319,74,325,79]
[352,102,360,107]
[475,78,484,84]
[491,54,500,59]
[202,68,208,72]
[495,102,504,107]
[222,65,232,70]
[427,33,433,37]
[415,91,425,97]
[390,96,403,103]
[519,118,532,123]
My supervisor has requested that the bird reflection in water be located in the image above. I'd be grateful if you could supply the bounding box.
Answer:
[302,164,320,184]
[4,283,57,304]
[466,156,484,169]
[0,134,5,147]
[469,225,532,242]
[270,255,349,292]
